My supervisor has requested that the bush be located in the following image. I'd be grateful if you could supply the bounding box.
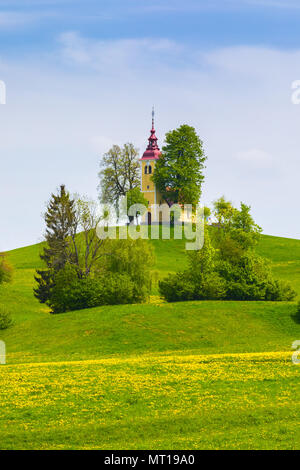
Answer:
[105,238,154,294]
[159,271,226,302]
[49,265,147,313]
[264,280,297,302]
[0,255,13,285]
[39,238,155,313]
[159,273,196,302]
[0,308,13,330]
[296,302,300,321]
[218,255,297,301]
[194,273,226,300]
[159,249,296,303]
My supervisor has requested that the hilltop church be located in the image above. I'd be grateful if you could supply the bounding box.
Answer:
[139,110,192,225]
[139,109,164,224]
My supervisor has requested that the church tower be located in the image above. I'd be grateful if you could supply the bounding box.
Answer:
[140,108,163,224]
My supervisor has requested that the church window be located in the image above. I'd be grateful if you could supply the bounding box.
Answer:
[148,165,152,174]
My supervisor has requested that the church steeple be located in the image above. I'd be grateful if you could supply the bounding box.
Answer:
[152,106,155,129]
[140,107,161,160]
[140,108,164,224]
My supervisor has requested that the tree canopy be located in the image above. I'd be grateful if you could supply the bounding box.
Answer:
[126,187,148,223]
[153,124,206,207]
[159,199,296,302]
[34,185,154,313]
[98,143,140,213]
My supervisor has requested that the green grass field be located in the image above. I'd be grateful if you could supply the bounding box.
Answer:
[0,233,300,449]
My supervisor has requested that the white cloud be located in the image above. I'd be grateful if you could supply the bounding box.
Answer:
[59,32,181,72]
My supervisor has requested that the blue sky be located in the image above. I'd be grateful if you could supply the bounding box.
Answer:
[1,0,300,249]
[2,0,300,50]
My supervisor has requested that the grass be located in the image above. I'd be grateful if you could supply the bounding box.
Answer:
[256,234,300,297]
[0,352,299,450]
[0,233,300,449]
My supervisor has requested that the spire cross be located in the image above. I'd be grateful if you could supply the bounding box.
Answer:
[152,106,155,130]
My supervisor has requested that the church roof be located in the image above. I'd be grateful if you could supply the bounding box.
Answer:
[140,108,162,160]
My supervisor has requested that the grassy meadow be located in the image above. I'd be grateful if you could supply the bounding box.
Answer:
[0,233,300,449]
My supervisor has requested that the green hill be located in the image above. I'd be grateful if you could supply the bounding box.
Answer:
[0,233,300,449]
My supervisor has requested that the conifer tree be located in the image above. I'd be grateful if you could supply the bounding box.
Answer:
[34,185,76,304]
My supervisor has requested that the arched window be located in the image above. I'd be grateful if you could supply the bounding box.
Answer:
[148,165,152,174]
[144,166,148,174]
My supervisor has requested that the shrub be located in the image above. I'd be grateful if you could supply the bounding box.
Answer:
[37,236,155,313]
[296,302,300,321]
[0,308,13,330]
[0,255,13,285]
[48,265,147,313]
[159,246,296,303]
[264,280,297,302]
[194,273,226,300]
[218,254,297,301]
[159,273,195,302]
[159,271,226,302]
[106,238,154,294]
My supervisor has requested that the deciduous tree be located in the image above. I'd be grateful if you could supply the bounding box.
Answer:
[98,143,140,213]
[153,125,206,206]
[126,187,148,224]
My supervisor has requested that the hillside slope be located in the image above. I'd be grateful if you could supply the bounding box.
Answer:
[0,233,299,364]
[0,234,300,449]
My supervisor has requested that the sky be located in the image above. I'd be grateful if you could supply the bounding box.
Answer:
[1,0,300,250]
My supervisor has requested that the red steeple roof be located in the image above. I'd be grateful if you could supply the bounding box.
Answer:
[140,108,161,160]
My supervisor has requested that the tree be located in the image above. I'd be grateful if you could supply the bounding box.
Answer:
[126,187,148,224]
[0,254,12,285]
[98,143,140,213]
[153,125,206,207]
[47,238,154,313]
[159,200,296,303]
[34,186,155,313]
[34,185,76,303]
[216,252,295,301]
[106,238,155,295]
[187,225,215,278]
[34,187,109,305]
[72,197,107,277]
[159,227,225,301]
[204,206,211,221]
[212,198,262,254]
[213,196,235,227]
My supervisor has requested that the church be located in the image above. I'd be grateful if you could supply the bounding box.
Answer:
[139,110,192,225]
[139,109,164,225]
